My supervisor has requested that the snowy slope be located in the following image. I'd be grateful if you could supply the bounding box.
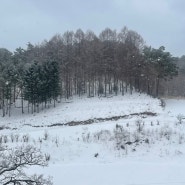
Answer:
[0,93,162,129]
[1,93,185,185]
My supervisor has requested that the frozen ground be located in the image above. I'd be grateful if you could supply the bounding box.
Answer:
[0,93,185,185]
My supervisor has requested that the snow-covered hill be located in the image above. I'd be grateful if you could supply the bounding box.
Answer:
[0,93,162,129]
[1,93,185,185]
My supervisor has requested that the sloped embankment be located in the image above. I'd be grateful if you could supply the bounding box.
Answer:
[29,111,157,128]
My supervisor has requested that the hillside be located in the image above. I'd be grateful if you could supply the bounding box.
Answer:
[0,93,185,185]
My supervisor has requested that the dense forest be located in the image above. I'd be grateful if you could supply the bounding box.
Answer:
[0,27,181,116]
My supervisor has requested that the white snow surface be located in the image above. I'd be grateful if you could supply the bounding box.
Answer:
[0,93,161,129]
[1,93,185,185]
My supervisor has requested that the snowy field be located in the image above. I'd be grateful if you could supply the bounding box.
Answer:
[1,93,185,185]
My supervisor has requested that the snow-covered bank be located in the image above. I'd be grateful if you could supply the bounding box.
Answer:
[0,93,162,130]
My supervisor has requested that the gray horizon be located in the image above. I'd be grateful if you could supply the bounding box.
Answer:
[0,0,184,57]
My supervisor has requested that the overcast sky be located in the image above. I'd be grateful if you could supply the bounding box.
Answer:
[0,0,184,56]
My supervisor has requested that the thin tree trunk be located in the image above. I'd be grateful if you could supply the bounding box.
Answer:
[21,88,24,114]
[156,77,160,97]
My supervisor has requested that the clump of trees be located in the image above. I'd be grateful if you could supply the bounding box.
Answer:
[0,27,178,116]
[161,55,185,96]
[23,60,60,113]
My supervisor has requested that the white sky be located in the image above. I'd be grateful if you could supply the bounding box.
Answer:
[0,0,184,56]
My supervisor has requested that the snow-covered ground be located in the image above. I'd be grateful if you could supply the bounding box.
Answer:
[1,93,185,185]
[0,93,162,129]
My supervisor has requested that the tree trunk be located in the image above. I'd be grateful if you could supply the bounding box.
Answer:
[156,77,160,97]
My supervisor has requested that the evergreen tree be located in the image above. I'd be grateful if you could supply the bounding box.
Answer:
[143,46,178,96]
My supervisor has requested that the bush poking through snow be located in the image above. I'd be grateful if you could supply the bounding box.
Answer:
[10,133,14,143]
[93,130,111,142]
[3,135,8,143]
[44,131,49,140]
[135,119,144,133]
[177,114,184,124]
[45,153,51,161]
[178,134,185,144]
[53,136,59,147]
[22,134,29,142]
[82,132,91,143]
[39,137,43,144]
[15,134,19,142]
[145,138,149,144]
[0,136,2,144]
[159,126,172,141]
[159,98,166,109]
[113,124,130,150]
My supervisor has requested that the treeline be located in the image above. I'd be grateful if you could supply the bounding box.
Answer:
[0,27,178,116]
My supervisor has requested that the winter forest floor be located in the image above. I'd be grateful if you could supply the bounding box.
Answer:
[0,93,185,185]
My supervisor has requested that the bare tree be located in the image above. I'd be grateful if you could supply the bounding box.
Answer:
[0,145,52,185]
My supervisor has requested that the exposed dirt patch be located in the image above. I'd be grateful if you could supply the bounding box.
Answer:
[28,111,157,128]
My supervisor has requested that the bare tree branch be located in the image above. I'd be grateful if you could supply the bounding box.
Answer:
[0,145,52,185]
